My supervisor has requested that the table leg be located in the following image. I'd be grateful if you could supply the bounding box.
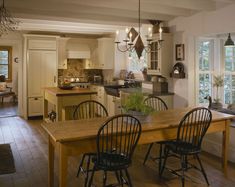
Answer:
[48,136,54,187]
[59,144,68,187]
[222,119,230,176]
[56,97,63,121]
[44,97,48,120]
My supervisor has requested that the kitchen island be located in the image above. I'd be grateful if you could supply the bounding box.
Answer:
[44,87,97,121]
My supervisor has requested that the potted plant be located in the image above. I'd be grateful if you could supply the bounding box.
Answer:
[212,74,224,109]
[122,92,153,122]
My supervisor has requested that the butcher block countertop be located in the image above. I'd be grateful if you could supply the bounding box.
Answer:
[44,87,97,96]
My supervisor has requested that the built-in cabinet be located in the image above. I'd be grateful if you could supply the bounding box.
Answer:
[90,85,106,107]
[90,85,122,116]
[97,38,114,69]
[147,33,173,77]
[84,38,114,69]
[58,38,69,69]
[25,35,58,117]
[106,95,122,116]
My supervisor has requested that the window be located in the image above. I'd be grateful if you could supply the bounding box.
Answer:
[197,40,213,104]
[0,46,12,82]
[128,50,147,73]
[223,47,235,104]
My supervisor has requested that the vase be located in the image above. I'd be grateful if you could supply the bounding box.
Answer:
[126,110,149,123]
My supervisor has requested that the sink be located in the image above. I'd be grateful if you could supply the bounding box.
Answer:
[104,85,128,97]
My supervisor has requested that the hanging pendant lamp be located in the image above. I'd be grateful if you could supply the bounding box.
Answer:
[224,33,234,47]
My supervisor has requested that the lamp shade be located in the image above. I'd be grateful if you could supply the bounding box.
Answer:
[224,33,234,47]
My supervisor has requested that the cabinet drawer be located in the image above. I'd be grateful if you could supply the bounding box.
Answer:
[28,97,43,117]
[28,40,57,50]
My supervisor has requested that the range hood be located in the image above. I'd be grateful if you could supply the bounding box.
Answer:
[66,40,91,59]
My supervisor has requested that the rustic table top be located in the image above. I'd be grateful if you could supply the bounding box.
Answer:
[42,107,235,143]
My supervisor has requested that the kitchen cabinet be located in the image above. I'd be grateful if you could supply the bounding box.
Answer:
[58,38,69,69]
[28,39,57,50]
[147,33,173,77]
[97,38,114,69]
[28,97,43,116]
[27,50,57,117]
[90,85,106,107]
[106,95,122,116]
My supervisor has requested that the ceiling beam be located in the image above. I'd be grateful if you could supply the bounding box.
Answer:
[7,0,194,19]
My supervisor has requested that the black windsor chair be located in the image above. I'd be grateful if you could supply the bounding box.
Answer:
[143,96,168,173]
[160,107,212,187]
[87,114,142,187]
[74,100,108,186]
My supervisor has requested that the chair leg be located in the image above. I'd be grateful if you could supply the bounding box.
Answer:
[84,155,93,187]
[158,143,163,174]
[195,154,209,186]
[124,169,133,187]
[77,154,86,177]
[159,148,169,177]
[115,171,121,184]
[143,143,154,165]
[88,165,96,187]
[180,155,186,187]
[103,171,107,187]
[120,170,124,187]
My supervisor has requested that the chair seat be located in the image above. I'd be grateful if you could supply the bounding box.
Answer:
[165,141,201,155]
[0,91,15,96]
[94,152,130,171]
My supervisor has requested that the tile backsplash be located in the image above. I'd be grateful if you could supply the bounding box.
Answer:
[58,59,103,82]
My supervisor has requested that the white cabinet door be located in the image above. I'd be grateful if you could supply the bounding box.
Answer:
[147,33,173,77]
[107,95,115,116]
[97,38,114,69]
[28,97,43,117]
[28,40,56,50]
[28,50,57,117]
[28,51,43,97]
[42,51,57,87]
[58,38,68,69]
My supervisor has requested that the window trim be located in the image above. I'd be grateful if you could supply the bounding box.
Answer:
[0,46,12,82]
[195,38,214,106]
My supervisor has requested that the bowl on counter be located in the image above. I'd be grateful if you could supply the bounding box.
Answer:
[58,85,74,90]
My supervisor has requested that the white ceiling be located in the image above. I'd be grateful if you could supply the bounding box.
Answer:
[6,0,235,35]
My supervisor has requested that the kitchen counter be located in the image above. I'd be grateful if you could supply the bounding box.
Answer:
[44,87,97,121]
[119,87,174,96]
[44,87,97,96]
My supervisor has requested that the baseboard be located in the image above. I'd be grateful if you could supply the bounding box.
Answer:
[202,138,235,163]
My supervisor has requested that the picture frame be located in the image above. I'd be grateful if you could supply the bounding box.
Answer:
[175,44,185,61]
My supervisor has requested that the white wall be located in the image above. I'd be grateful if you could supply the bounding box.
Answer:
[168,4,235,162]
[0,33,23,115]
[169,4,235,108]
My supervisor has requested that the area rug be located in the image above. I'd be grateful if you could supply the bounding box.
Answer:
[0,144,16,174]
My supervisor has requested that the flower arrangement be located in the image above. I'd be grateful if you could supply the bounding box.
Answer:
[213,74,224,103]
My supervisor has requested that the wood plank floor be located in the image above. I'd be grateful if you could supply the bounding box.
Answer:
[0,103,18,118]
[0,116,235,187]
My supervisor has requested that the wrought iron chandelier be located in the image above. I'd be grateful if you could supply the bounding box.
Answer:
[115,0,164,59]
[0,0,19,37]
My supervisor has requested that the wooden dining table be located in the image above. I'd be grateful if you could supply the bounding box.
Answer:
[41,107,235,187]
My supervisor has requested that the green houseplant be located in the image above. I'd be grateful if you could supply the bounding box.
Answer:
[123,92,153,122]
